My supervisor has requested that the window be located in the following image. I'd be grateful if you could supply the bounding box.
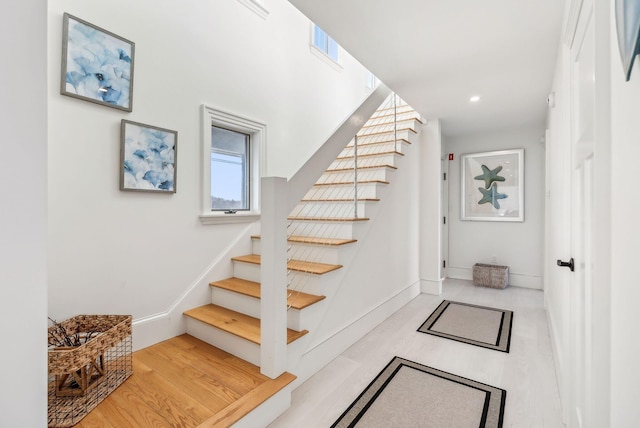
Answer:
[200,105,265,224]
[312,24,339,62]
[210,126,249,211]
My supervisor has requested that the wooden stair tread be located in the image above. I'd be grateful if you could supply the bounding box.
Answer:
[210,277,326,310]
[336,151,404,160]
[232,254,343,275]
[287,216,369,222]
[357,127,417,138]
[184,304,308,345]
[197,371,296,428]
[326,164,397,172]
[313,179,389,187]
[360,117,425,129]
[300,198,380,203]
[252,234,357,246]
[346,137,412,147]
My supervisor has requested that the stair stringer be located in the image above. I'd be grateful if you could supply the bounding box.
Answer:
[282,124,424,385]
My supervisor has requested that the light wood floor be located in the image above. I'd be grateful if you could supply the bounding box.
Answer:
[75,334,294,428]
[269,278,565,427]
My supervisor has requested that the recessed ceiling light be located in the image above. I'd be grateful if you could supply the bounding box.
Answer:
[469,95,481,103]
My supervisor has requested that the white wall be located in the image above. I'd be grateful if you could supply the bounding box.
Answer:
[301,120,426,366]
[609,14,640,426]
[0,1,48,425]
[47,0,373,335]
[444,127,546,289]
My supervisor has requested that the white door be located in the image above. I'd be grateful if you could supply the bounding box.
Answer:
[565,2,596,426]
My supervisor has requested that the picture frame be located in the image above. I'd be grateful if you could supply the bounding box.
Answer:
[120,120,177,193]
[61,13,135,111]
[460,149,524,222]
[615,0,640,81]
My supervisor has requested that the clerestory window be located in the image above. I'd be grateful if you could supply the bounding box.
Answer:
[312,24,339,62]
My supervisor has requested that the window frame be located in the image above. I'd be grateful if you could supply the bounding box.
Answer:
[210,126,250,212]
[200,105,265,225]
[310,23,342,69]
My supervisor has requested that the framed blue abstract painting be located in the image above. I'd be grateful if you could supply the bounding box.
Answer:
[120,120,177,193]
[460,149,524,222]
[61,13,135,111]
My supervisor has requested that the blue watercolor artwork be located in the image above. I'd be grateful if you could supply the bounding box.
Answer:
[61,13,134,111]
[121,120,177,193]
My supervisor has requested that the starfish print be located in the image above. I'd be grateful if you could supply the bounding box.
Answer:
[477,185,507,209]
[474,165,506,189]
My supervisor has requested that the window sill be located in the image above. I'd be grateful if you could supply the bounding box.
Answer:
[310,46,343,72]
[199,212,260,225]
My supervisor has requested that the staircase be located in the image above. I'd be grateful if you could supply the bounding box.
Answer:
[183,94,424,426]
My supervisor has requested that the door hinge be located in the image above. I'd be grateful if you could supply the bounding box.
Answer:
[443,260,446,268]
[443,216,446,225]
[443,172,447,180]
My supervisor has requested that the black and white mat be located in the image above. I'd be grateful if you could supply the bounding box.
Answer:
[417,300,513,353]
[331,356,506,428]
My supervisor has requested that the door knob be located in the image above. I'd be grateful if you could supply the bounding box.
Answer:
[557,258,574,272]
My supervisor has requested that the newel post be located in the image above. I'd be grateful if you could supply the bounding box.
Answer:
[260,177,288,378]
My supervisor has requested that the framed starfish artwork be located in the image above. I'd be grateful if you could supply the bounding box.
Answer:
[460,149,524,222]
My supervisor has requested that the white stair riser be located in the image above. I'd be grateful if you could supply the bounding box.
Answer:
[253,239,350,265]
[287,219,367,240]
[317,168,394,184]
[340,141,410,157]
[357,119,421,136]
[233,261,261,282]
[364,110,423,126]
[185,317,260,366]
[210,287,317,332]
[290,201,371,218]
[233,258,344,285]
[304,182,386,200]
[369,104,416,119]
[286,271,338,296]
[330,153,403,170]
[351,129,418,145]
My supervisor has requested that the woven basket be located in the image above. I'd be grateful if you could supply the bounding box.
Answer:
[48,315,132,427]
[472,263,509,289]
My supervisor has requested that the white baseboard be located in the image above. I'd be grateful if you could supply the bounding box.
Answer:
[420,278,442,295]
[448,266,542,289]
[290,281,421,386]
[131,222,258,351]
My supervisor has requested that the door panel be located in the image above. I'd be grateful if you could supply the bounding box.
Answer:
[569,2,595,426]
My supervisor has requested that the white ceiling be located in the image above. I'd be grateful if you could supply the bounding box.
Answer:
[289,0,566,138]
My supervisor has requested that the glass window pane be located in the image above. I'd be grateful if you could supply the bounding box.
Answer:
[314,25,327,51]
[211,126,249,211]
[327,37,339,61]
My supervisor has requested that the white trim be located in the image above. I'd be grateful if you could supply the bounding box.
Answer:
[236,0,269,19]
[310,45,343,71]
[447,266,542,289]
[199,213,260,225]
[291,281,421,386]
[200,105,266,225]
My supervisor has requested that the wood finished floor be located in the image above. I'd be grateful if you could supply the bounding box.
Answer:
[75,334,277,428]
[269,279,565,427]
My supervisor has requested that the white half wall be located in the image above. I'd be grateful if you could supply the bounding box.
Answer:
[0,0,48,425]
[444,127,546,289]
[47,0,374,347]
[419,120,443,294]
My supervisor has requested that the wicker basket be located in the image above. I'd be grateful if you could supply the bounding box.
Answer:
[472,263,509,289]
[48,315,133,427]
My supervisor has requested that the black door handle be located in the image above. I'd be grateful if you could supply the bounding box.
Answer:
[557,258,574,272]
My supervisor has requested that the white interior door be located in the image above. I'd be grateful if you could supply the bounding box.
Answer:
[566,2,596,426]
